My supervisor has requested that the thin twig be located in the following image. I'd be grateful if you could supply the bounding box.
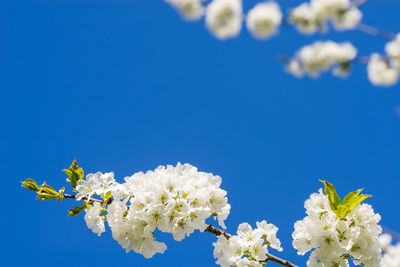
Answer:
[353,55,390,64]
[351,0,370,8]
[353,56,370,64]
[204,224,232,240]
[204,224,299,267]
[356,23,396,40]
[63,193,107,204]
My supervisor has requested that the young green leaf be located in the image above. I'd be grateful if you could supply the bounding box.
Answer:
[101,191,112,204]
[56,187,65,204]
[21,178,40,192]
[337,190,371,219]
[63,160,84,191]
[342,188,363,206]
[37,182,59,201]
[320,180,341,211]
[68,205,86,216]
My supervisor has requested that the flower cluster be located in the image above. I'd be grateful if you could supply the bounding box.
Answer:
[205,0,243,40]
[76,163,231,258]
[380,234,400,267]
[166,0,283,40]
[286,41,357,78]
[292,188,382,266]
[163,0,400,87]
[290,0,362,34]
[246,2,282,40]
[84,202,106,236]
[367,34,400,87]
[75,171,115,201]
[213,221,282,267]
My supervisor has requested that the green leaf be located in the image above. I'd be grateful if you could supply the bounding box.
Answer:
[337,189,371,219]
[342,189,363,206]
[37,182,59,201]
[320,180,341,211]
[21,178,40,192]
[63,160,84,190]
[68,205,86,216]
[56,187,65,204]
[101,191,112,204]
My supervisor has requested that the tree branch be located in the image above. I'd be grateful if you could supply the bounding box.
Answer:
[63,194,298,267]
[204,224,299,267]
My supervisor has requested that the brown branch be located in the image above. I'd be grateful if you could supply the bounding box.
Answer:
[204,224,232,240]
[204,224,299,267]
[63,193,110,205]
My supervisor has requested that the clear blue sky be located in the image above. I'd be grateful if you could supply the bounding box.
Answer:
[1,0,399,266]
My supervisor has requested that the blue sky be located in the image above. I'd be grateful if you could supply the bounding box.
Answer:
[1,0,400,266]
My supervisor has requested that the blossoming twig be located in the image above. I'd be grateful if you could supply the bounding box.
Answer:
[205,224,299,267]
[63,193,298,267]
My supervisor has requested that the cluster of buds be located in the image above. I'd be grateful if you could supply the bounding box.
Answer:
[22,178,65,204]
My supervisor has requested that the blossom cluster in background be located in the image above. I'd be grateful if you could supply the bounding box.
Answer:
[166,0,283,40]
[213,221,282,267]
[285,41,357,78]
[292,187,382,266]
[368,34,400,87]
[78,163,231,258]
[290,0,362,34]
[164,0,400,87]
[380,233,400,267]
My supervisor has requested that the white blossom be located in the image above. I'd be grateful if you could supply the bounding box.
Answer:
[165,0,204,20]
[84,202,105,236]
[290,3,319,34]
[379,234,400,267]
[367,54,399,87]
[246,2,282,40]
[380,234,393,252]
[290,0,362,34]
[382,243,400,267]
[385,34,400,68]
[286,41,357,78]
[333,7,362,30]
[75,172,115,200]
[285,60,304,77]
[88,163,231,258]
[292,188,382,266]
[213,220,282,266]
[205,0,242,40]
